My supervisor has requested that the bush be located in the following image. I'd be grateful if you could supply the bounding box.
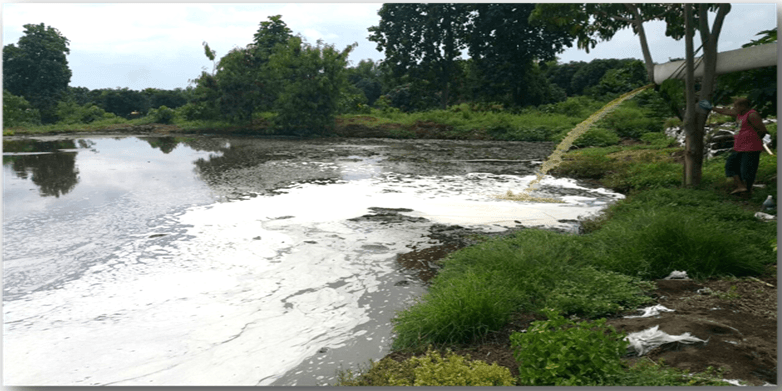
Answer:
[147,105,176,124]
[511,310,628,386]
[597,102,662,139]
[55,99,116,124]
[3,90,42,127]
[335,348,515,386]
[570,127,620,147]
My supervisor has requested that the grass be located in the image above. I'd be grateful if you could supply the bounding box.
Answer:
[391,229,654,350]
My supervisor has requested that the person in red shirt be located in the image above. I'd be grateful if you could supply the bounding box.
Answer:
[712,97,769,194]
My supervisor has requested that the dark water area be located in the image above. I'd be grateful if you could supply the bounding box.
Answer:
[3,134,622,385]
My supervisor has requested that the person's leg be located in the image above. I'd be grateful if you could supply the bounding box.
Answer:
[725,151,746,193]
[740,151,762,193]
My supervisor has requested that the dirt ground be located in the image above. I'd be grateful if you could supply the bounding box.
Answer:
[387,265,778,386]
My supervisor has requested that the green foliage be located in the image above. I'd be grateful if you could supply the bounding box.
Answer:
[346,59,383,106]
[619,361,731,386]
[640,132,677,148]
[545,266,654,318]
[597,100,662,139]
[55,99,116,124]
[335,348,515,386]
[569,127,620,147]
[467,4,573,107]
[510,310,628,386]
[714,28,777,117]
[589,60,648,97]
[369,4,469,110]
[268,37,354,135]
[584,189,776,280]
[391,229,652,350]
[3,23,72,123]
[97,87,149,118]
[3,89,41,127]
[147,105,176,124]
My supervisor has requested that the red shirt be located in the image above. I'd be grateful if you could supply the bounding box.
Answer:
[734,109,763,152]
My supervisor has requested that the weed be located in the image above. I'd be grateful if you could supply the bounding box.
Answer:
[334,347,514,386]
[510,309,628,386]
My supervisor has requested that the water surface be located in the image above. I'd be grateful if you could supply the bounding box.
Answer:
[3,135,622,385]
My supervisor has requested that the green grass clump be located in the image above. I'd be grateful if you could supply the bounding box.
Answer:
[511,310,628,386]
[391,229,653,350]
[583,188,776,280]
[335,348,514,386]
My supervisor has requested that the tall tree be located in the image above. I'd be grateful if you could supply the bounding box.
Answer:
[3,23,72,123]
[268,37,355,135]
[467,3,573,106]
[368,3,469,110]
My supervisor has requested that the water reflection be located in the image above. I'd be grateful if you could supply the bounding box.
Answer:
[3,140,82,198]
[144,137,181,154]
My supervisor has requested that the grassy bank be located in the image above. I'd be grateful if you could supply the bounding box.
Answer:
[335,137,777,386]
[4,94,663,147]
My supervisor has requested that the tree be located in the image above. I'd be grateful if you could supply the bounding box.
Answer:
[3,23,72,123]
[467,3,574,107]
[190,15,294,122]
[268,37,355,135]
[96,87,150,118]
[347,59,383,106]
[532,3,732,186]
[368,3,470,110]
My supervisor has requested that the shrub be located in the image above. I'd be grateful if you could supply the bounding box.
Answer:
[335,348,515,386]
[3,89,41,127]
[148,105,176,124]
[55,99,116,124]
[597,103,662,139]
[570,127,620,147]
[511,310,628,386]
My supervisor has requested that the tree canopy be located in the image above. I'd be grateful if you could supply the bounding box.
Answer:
[3,23,72,123]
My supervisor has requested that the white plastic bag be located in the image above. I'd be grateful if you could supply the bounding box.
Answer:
[624,325,706,356]
[623,304,675,319]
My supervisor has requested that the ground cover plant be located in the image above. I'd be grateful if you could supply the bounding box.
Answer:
[510,310,629,386]
[335,348,515,386]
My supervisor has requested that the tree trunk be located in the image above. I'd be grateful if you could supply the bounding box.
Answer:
[682,3,731,186]
[683,4,702,186]
[625,4,656,84]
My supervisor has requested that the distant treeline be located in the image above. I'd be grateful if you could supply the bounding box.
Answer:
[3,14,776,135]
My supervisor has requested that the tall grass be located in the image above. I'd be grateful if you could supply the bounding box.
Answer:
[391,229,653,350]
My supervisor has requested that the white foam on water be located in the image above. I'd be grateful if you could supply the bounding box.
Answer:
[4,172,622,385]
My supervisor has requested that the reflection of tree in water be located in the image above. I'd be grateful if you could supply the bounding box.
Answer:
[181,138,342,198]
[4,151,80,198]
[145,137,181,154]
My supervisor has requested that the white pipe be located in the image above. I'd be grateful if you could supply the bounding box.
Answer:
[653,43,777,84]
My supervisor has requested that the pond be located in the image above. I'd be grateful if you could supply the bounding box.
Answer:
[3,134,623,386]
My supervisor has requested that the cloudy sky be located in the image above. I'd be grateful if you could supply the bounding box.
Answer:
[2,2,778,92]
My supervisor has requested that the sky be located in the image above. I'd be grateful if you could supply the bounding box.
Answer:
[2,2,778,92]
